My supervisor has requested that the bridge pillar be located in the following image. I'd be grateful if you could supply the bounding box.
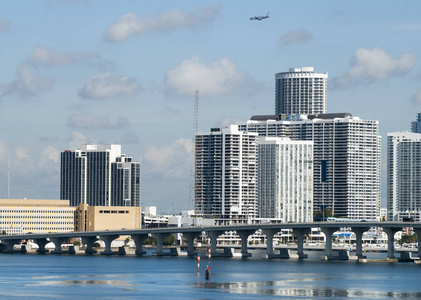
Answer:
[207,230,226,256]
[151,233,168,256]
[183,232,202,256]
[0,239,20,253]
[351,227,369,259]
[50,237,68,254]
[293,228,311,259]
[383,227,400,259]
[413,228,421,259]
[321,227,339,258]
[82,236,98,255]
[237,230,255,257]
[34,238,49,254]
[261,229,279,257]
[131,234,148,256]
[99,235,119,255]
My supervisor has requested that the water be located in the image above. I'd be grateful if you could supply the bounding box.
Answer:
[0,250,421,299]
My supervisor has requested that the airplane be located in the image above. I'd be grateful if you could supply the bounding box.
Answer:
[250,13,269,21]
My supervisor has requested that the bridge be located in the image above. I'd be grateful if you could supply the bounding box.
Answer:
[0,221,420,261]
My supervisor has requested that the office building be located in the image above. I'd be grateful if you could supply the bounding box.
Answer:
[238,113,381,220]
[111,155,141,207]
[275,67,328,115]
[60,144,141,207]
[387,132,421,221]
[258,137,313,223]
[0,199,74,235]
[195,125,258,222]
[411,112,421,133]
[75,203,141,232]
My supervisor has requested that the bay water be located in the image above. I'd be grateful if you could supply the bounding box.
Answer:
[0,250,420,299]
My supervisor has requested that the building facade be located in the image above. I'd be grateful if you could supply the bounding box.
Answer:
[75,203,141,232]
[111,155,141,207]
[258,137,313,223]
[411,112,421,133]
[0,199,74,235]
[387,132,421,221]
[61,144,141,207]
[238,113,381,220]
[195,125,258,222]
[275,67,328,115]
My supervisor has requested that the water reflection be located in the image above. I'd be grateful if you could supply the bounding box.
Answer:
[26,274,134,287]
[26,279,132,287]
[195,280,421,298]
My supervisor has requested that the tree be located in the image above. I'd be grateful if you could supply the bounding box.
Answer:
[163,235,175,246]
[143,237,156,245]
[399,234,418,245]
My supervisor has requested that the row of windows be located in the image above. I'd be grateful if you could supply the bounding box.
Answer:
[99,210,129,214]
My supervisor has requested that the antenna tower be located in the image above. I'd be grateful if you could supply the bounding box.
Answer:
[189,90,199,211]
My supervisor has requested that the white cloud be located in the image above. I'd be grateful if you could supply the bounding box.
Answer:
[0,63,55,97]
[43,146,59,162]
[67,131,87,150]
[105,4,221,42]
[333,47,417,89]
[410,88,421,103]
[29,47,100,66]
[0,47,113,98]
[165,56,262,97]
[214,116,244,128]
[280,28,313,46]
[38,146,59,169]
[14,147,31,160]
[13,147,37,176]
[67,113,130,129]
[143,138,192,178]
[78,73,140,99]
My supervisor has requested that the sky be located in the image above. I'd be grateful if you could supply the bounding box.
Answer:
[0,0,420,213]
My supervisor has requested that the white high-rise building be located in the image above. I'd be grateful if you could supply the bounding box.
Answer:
[60,144,141,207]
[195,125,258,223]
[258,137,313,223]
[238,113,381,220]
[387,132,421,221]
[275,67,328,115]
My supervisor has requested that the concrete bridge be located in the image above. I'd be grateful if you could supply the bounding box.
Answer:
[0,221,420,261]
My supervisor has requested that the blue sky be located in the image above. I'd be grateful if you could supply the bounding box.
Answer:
[0,1,420,212]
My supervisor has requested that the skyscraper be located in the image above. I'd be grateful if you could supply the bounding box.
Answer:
[60,144,141,207]
[275,67,328,115]
[387,132,421,221]
[195,125,258,223]
[411,112,421,133]
[238,113,381,220]
[258,137,313,223]
[111,155,141,207]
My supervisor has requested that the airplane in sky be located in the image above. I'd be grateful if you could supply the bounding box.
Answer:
[250,13,269,21]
